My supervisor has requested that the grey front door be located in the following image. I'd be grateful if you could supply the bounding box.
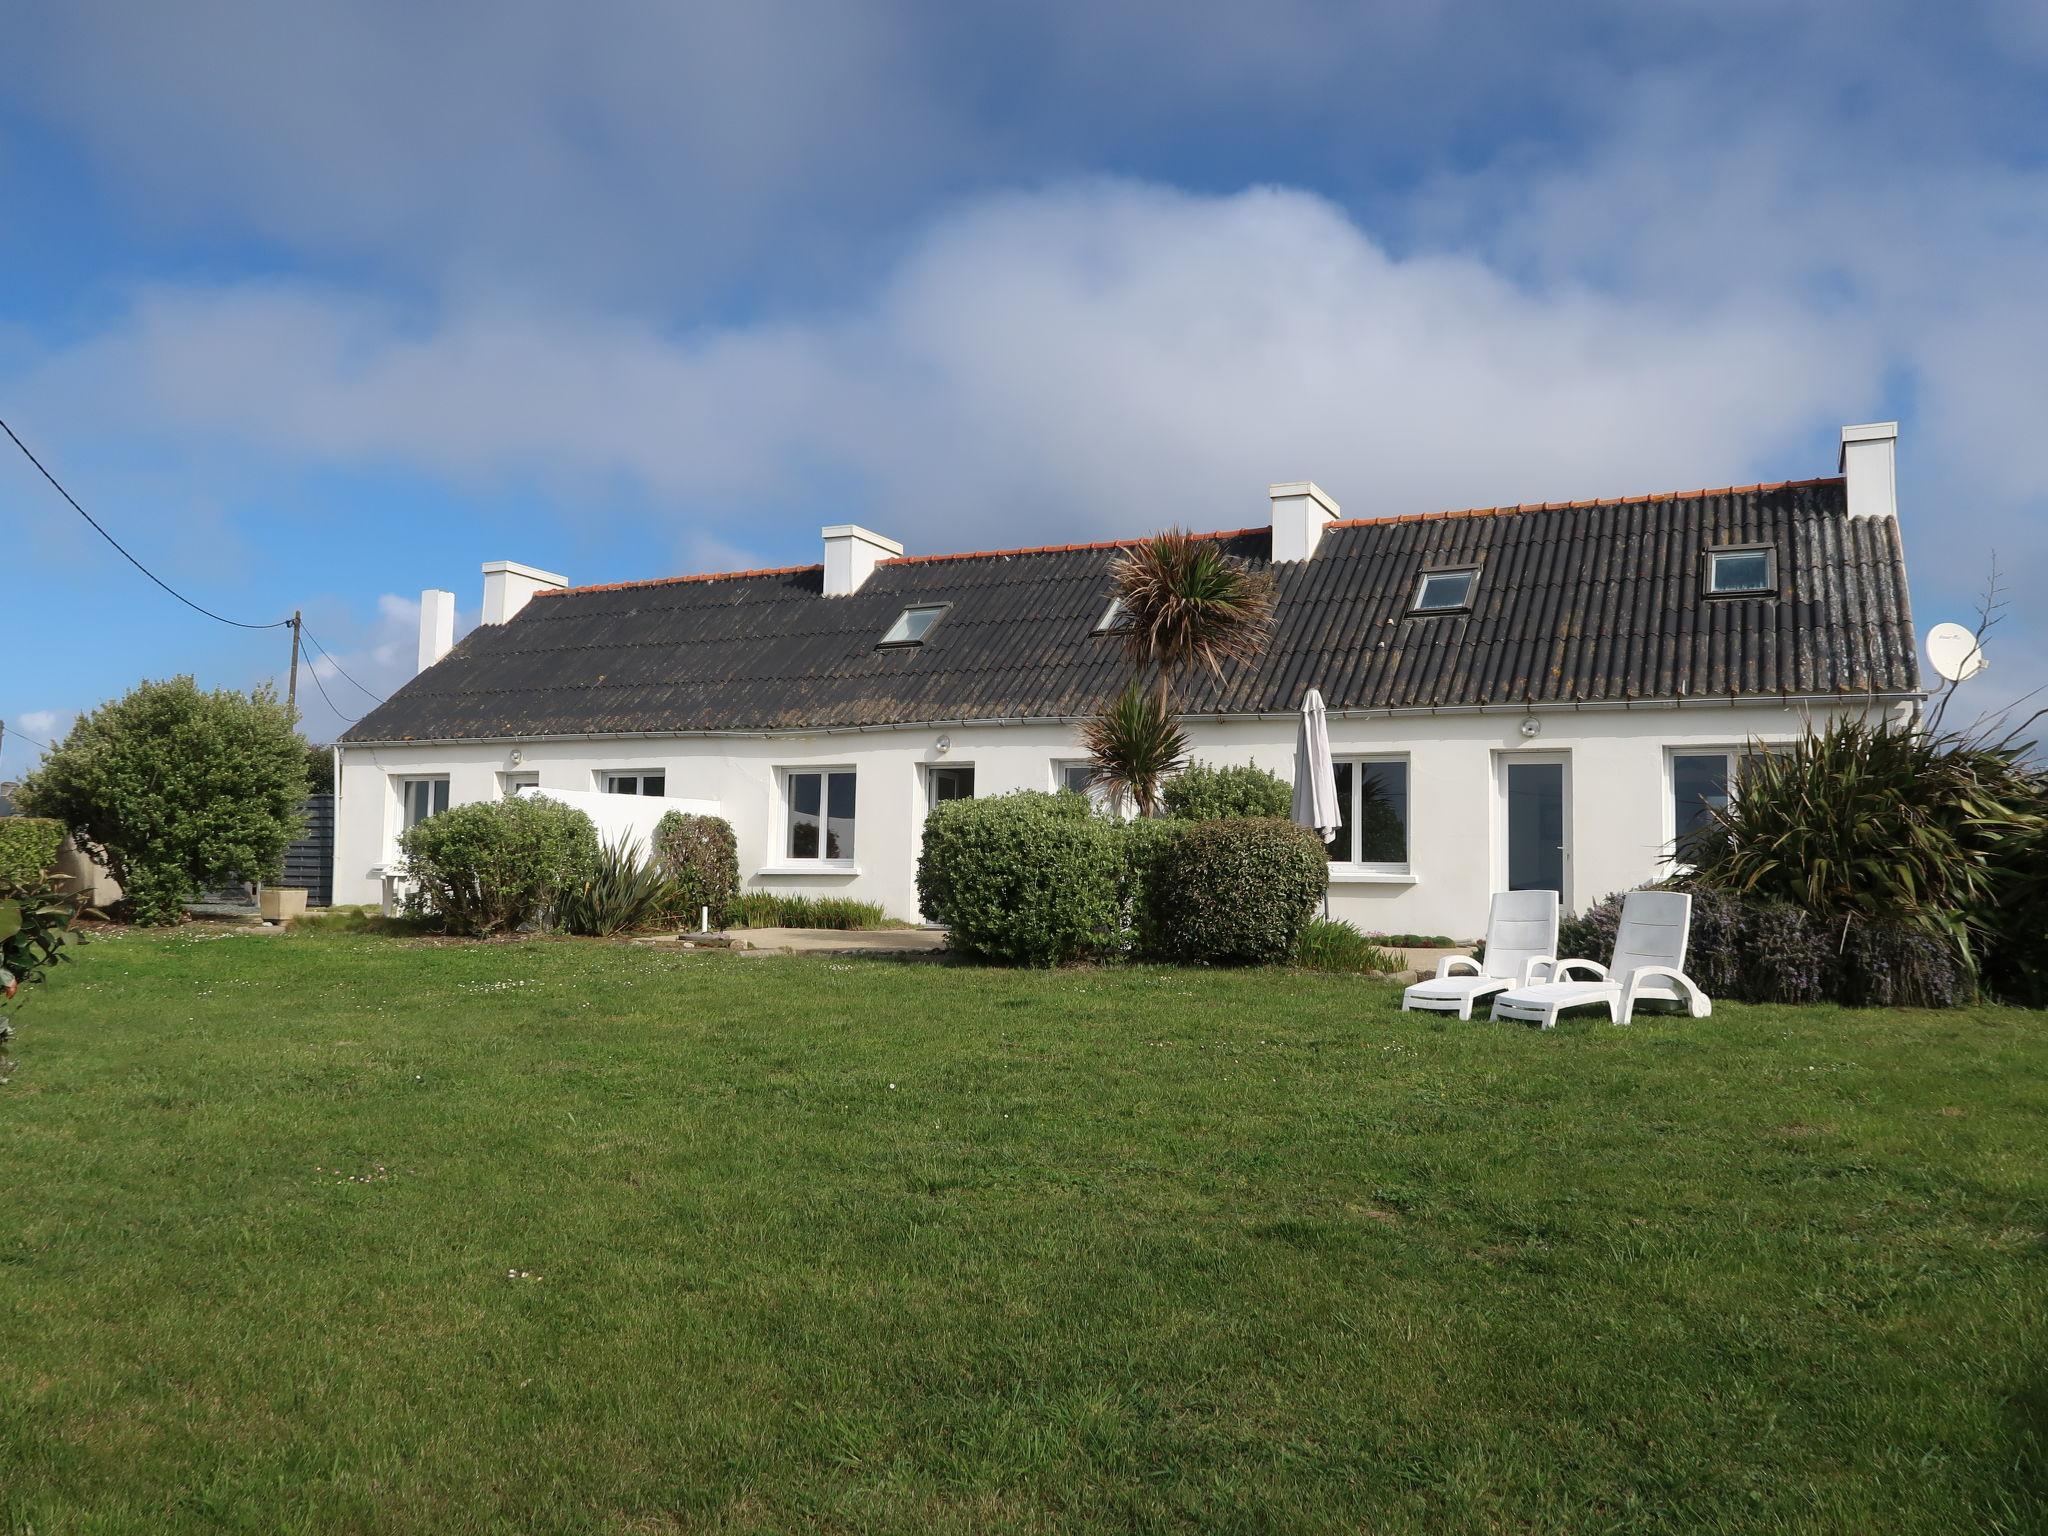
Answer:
[1505,759,1566,896]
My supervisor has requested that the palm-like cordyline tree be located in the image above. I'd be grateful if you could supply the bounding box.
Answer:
[1106,530,1276,705]
[1086,530,1276,814]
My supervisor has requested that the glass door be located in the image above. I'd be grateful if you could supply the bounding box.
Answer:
[1503,756,1568,900]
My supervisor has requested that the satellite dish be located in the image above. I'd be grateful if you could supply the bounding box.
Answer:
[1925,622,1988,684]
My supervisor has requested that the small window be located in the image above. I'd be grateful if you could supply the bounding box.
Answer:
[398,776,450,831]
[926,765,975,808]
[604,772,666,796]
[1707,547,1774,595]
[1411,568,1478,614]
[879,604,948,646]
[787,770,857,861]
[500,771,538,801]
[1324,759,1409,869]
[1094,597,1127,634]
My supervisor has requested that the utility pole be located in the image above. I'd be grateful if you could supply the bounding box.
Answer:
[287,610,302,722]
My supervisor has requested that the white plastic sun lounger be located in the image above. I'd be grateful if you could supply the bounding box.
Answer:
[1402,889,1559,1020]
[1489,890,1711,1028]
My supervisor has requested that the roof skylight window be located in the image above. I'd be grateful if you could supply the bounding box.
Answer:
[1094,596,1128,634]
[878,604,949,646]
[1410,567,1478,614]
[1706,547,1774,595]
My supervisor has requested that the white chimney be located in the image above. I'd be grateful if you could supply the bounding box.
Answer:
[481,559,568,624]
[1269,481,1341,561]
[417,588,455,674]
[822,525,903,596]
[1839,422,1898,519]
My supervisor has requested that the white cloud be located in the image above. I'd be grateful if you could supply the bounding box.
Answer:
[18,711,61,736]
[27,182,1873,560]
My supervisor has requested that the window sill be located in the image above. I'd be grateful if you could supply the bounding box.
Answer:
[1326,868,1417,885]
[756,862,863,878]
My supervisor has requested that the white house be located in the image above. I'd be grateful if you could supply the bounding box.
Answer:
[334,423,1919,935]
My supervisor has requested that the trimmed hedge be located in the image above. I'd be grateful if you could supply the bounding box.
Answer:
[399,796,599,936]
[1147,817,1328,965]
[1560,886,1972,1009]
[917,792,1121,966]
[0,819,65,886]
[1162,761,1292,821]
[653,812,740,927]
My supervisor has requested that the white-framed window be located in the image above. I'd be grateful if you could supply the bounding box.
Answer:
[1410,567,1478,614]
[925,764,975,810]
[1094,596,1127,634]
[1669,747,1771,853]
[1324,758,1409,870]
[785,768,857,862]
[1706,546,1775,595]
[500,771,538,800]
[879,604,949,647]
[397,776,450,832]
[602,771,667,796]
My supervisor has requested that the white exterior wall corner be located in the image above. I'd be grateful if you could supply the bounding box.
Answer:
[331,697,1903,934]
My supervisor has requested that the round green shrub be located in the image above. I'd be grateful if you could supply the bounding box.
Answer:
[0,818,66,887]
[916,791,1121,966]
[399,796,599,936]
[1149,816,1328,965]
[1162,761,1292,821]
[653,811,740,927]
[1114,815,1187,958]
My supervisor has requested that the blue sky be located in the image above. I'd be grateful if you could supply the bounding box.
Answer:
[6,1,2046,766]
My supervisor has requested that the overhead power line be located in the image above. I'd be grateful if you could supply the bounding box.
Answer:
[1,415,294,631]
[298,625,387,707]
[2,720,52,752]
[299,654,360,728]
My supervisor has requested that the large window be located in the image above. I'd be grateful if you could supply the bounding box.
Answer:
[398,776,449,832]
[603,771,666,796]
[787,770,857,861]
[1324,759,1408,869]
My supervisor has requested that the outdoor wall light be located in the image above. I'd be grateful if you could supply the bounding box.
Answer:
[1519,716,1542,739]
[935,735,952,756]
[510,748,525,766]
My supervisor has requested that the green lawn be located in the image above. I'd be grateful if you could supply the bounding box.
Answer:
[3,929,2044,1534]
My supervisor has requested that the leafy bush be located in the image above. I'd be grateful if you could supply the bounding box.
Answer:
[1980,804,2048,1008]
[1292,918,1399,974]
[399,796,599,936]
[917,791,1121,965]
[729,893,898,930]
[1114,815,1186,958]
[1162,761,1292,821]
[730,893,899,930]
[1561,886,1971,1008]
[17,678,308,924]
[653,812,740,927]
[1148,817,1327,965]
[0,867,86,1038]
[557,835,677,937]
[0,818,65,886]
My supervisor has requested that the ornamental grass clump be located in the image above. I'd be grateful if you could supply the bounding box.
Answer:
[556,835,677,938]
[1683,715,2046,999]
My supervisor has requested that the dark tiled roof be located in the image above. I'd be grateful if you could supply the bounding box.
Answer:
[341,477,1918,743]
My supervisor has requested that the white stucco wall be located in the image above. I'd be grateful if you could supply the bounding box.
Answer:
[334,697,1908,937]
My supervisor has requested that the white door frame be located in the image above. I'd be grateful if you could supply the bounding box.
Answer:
[1494,751,1572,909]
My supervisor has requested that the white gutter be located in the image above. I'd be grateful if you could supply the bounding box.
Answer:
[339,689,1923,748]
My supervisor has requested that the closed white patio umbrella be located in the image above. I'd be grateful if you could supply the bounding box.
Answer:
[1292,686,1342,843]
[1293,687,1342,918]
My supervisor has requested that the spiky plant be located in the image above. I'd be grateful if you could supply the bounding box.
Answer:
[555,835,678,937]
[1684,715,2044,973]
[1080,681,1189,818]
[1106,529,1276,703]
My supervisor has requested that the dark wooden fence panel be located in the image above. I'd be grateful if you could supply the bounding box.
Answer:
[280,794,334,906]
